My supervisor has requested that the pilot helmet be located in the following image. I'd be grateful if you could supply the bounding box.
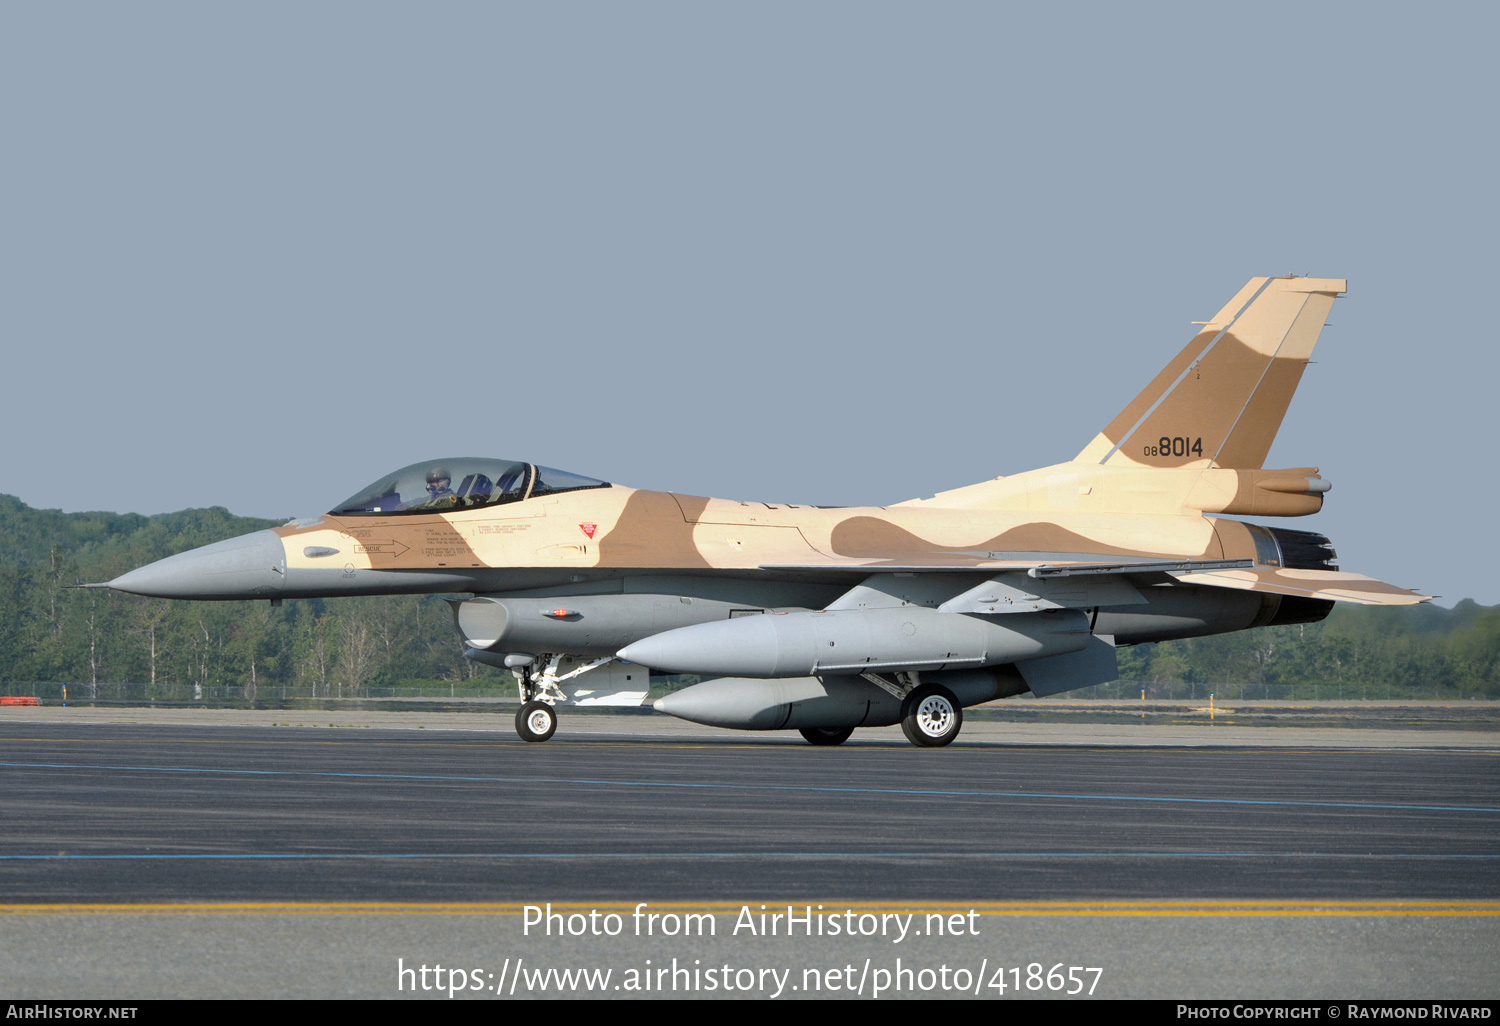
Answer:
[426,466,452,487]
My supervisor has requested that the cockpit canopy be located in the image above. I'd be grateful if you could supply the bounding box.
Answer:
[330,458,609,516]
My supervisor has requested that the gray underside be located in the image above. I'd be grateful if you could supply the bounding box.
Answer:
[106,529,1284,722]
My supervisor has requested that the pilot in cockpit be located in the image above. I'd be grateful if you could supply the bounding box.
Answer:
[424,466,456,505]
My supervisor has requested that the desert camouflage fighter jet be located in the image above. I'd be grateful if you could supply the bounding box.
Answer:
[107,276,1425,746]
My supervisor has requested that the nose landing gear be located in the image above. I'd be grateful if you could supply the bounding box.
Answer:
[508,653,614,742]
[513,658,561,743]
[516,700,558,742]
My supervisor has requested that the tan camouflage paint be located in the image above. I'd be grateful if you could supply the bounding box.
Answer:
[272,276,1424,607]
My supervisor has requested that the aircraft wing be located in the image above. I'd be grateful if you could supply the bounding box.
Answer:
[763,557,1428,607]
[1171,566,1430,605]
[760,557,1254,575]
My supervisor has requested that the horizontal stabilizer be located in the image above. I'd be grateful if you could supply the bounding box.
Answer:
[1172,567,1429,606]
[1029,558,1251,578]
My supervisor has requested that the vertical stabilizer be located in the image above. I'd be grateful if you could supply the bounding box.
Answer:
[1074,276,1346,470]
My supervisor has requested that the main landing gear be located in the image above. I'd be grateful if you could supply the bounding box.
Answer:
[797,683,964,748]
[798,726,855,746]
[900,683,963,748]
[859,671,964,748]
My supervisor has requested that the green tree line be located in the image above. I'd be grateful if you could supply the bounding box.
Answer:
[0,493,1496,697]
[1115,598,1500,699]
[0,494,492,693]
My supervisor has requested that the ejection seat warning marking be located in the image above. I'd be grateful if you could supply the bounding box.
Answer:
[422,528,473,559]
[353,541,410,556]
[579,523,598,539]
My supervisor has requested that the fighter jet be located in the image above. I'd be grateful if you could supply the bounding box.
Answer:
[106,276,1425,746]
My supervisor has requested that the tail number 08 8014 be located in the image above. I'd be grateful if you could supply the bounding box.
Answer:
[1145,436,1202,458]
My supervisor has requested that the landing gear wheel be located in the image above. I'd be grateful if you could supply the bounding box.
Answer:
[900,685,962,748]
[516,700,557,743]
[799,726,855,746]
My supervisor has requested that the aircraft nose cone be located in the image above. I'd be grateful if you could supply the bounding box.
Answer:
[108,530,286,599]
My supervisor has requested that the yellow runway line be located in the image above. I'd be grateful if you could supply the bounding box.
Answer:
[0,735,787,751]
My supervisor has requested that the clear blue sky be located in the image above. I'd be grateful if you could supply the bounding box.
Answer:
[2,3,1494,603]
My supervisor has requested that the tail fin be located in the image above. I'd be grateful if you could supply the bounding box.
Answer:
[1074,276,1346,470]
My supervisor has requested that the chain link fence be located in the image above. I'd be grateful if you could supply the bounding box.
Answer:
[1065,680,1492,701]
[2,678,1493,705]
[0,680,522,704]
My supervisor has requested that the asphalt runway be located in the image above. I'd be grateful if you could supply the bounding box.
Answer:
[3,713,1497,998]
[2,718,1496,903]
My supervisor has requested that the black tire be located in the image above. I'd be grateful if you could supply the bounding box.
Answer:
[516,700,558,743]
[900,685,962,747]
[799,726,855,746]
